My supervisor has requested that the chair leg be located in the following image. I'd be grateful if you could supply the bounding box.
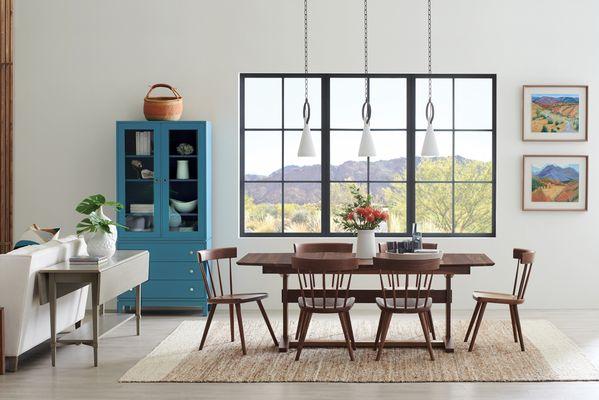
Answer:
[295,309,305,340]
[338,313,355,361]
[375,311,392,361]
[257,300,279,347]
[295,311,312,361]
[235,303,247,355]
[418,312,435,361]
[427,310,436,340]
[509,305,518,343]
[199,304,217,350]
[344,312,357,350]
[513,305,525,351]
[464,301,482,342]
[373,311,384,351]
[229,304,235,342]
[468,302,487,352]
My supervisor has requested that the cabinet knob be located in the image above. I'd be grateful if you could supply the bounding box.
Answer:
[189,268,194,274]
[189,287,194,292]
[189,251,193,255]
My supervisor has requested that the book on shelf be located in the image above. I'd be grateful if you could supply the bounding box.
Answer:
[130,203,154,213]
[135,131,152,156]
[69,256,109,265]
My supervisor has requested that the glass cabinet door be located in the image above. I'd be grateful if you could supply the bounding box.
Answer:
[118,125,161,236]
[162,126,200,236]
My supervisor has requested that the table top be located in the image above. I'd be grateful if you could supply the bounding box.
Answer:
[38,250,148,274]
[237,252,494,274]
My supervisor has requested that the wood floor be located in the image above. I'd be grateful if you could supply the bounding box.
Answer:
[1,309,598,400]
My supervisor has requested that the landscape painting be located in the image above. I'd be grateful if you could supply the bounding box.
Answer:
[523,86,588,141]
[531,163,579,202]
[531,94,579,133]
[523,155,588,211]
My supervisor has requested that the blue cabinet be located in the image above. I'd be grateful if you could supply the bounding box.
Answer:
[116,121,211,314]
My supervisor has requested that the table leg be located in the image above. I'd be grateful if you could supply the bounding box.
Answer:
[444,274,455,353]
[91,278,99,367]
[135,284,141,336]
[49,274,57,367]
[279,273,289,352]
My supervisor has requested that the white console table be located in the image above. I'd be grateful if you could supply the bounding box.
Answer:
[37,250,149,367]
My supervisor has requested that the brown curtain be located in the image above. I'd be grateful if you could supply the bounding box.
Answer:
[0,0,13,253]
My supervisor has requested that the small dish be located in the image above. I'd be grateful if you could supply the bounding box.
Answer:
[170,198,198,213]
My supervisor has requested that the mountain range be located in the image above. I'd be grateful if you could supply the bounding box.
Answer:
[532,164,579,183]
[532,96,579,107]
[246,156,474,204]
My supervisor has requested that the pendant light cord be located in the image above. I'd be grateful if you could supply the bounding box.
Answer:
[426,0,434,123]
[362,0,371,124]
[303,0,310,124]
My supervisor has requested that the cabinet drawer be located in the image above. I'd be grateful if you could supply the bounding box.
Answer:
[151,261,203,280]
[120,279,205,300]
[118,242,206,261]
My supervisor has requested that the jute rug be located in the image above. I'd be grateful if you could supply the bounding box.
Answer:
[120,318,599,383]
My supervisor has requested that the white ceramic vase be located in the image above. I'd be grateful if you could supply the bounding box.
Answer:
[356,229,376,259]
[176,160,190,180]
[84,207,117,258]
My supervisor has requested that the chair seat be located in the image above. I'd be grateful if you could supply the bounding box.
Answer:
[298,296,355,312]
[375,297,432,311]
[209,292,268,304]
[472,291,524,304]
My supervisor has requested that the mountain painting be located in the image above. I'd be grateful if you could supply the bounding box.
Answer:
[531,163,579,202]
[531,94,579,133]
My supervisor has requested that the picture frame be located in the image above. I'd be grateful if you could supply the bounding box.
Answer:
[522,85,588,142]
[522,155,588,211]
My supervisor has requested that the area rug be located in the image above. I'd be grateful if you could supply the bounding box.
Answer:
[120,318,599,383]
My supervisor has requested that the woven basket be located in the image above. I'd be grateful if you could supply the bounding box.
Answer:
[143,83,183,121]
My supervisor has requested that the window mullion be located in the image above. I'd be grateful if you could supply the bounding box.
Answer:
[321,77,331,235]
[406,76,416,234]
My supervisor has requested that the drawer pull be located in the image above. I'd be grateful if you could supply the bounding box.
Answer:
[189,251,193,255]
[189,268,194,274]
[189,287,194,292]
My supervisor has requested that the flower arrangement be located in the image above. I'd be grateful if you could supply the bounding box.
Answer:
[335,185,388,233]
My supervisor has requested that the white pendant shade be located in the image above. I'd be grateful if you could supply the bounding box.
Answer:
[358,122,376,157]
[297,122,316,157]
[421,122,439,157]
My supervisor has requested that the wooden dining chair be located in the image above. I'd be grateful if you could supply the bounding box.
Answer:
[197,247,278,355]
[292,255,359,361]
[294,242,353,254]
[377,242,438,341]
[464,248,535,352]
[372,255,440,361]
[293,242,353,341]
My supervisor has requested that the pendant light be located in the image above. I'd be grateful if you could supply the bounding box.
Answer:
[421,0,439,157]
[358,0,376,157]
[297,0,316,157]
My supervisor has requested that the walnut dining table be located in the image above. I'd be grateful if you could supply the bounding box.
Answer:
[237,252,494,353]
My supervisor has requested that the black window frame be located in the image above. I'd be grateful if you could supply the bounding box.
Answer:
[240,73,497,238]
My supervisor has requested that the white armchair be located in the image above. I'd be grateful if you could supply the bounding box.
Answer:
[0,236,88,371]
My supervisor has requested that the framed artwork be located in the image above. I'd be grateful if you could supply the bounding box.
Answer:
[522,85,588,141]
[522,155,588,211]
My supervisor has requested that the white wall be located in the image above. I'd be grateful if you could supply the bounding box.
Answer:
[14,0,599,310]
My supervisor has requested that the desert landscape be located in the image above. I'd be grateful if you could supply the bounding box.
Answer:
[531,94,579,133]
[531,163,579,202]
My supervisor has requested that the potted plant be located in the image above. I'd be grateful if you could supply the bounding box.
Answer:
[75,194,125,258]
[335,185,388,259]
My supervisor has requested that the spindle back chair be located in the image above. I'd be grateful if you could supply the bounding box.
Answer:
[291,255,359,361]
[464,248,535,352]
[372,255,441,361]
[197,247,278,355]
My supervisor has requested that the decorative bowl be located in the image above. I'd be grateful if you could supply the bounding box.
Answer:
[170,198,197,213]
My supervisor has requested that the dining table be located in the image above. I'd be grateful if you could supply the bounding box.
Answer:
[237,252,494,353]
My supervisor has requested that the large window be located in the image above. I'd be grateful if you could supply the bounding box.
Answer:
[240,74,496,237]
